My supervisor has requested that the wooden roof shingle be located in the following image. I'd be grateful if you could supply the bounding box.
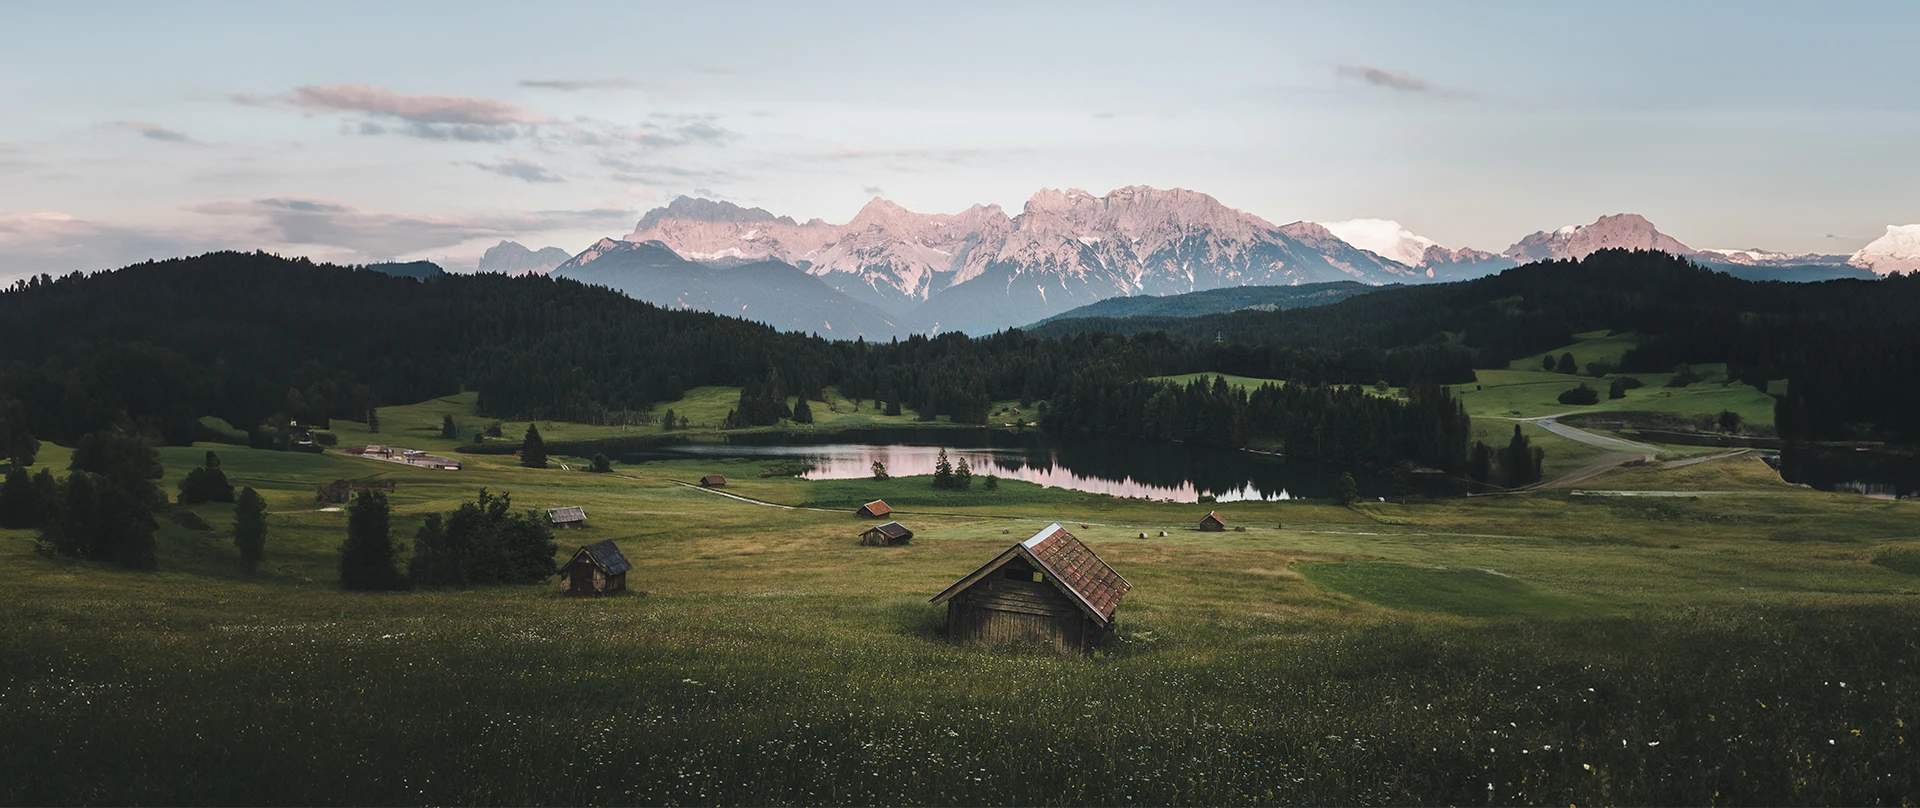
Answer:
[547,506,587,524]
[929,523,1132,626]
[565,539,632,576]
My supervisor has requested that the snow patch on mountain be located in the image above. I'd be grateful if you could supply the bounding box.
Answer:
[1849,225,1920,275]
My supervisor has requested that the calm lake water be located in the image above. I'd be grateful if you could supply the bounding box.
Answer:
[612,428,1425,502]
[1771,447,1920,499]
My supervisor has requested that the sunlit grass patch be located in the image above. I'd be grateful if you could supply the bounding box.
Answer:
[1295,561,1591,618]
[1870,545,1920,576]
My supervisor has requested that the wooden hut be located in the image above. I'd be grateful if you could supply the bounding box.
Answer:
[558,539,631,595]
[929,523,1132,654]
[699,475,727,488]
[860,521,913,546]
[1198,511,1227,532]
[856,500,893,518]
[546,506,588,529]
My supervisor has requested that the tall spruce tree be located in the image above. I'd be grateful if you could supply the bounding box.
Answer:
[931,448,955,489]
[520,423,548,469]
[366,407,381,434]
[339,490,404,590]
[233,486,268,571]
[440,414,458,439]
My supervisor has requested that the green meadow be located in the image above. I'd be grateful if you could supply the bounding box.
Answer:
[3,394,1917,805]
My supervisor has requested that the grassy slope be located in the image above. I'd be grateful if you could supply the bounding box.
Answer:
[3,415,1919,804]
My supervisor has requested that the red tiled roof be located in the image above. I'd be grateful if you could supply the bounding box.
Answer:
[859,500,892,517]
[1023,524,1131,622]
[931,523,1131,626]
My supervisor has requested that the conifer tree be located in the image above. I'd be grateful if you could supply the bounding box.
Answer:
[793,399,814,424]
[440,414,458,439]
[233,486,267,571]
[931,448,955,489]
[955,456,973,489]
[661,409,678,431]
[520,423,548,469]
[339,490,404,590]
[1336,472,1359,505]
[366,408,380,434]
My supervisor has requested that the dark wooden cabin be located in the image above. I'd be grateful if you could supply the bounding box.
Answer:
[546,506,588,529]
[558,539,631,595]
[930,523,1132,654]
[856,500,893,518]
[1198,511,1227,532]
[699,475,727,488]
[860,521,913,546]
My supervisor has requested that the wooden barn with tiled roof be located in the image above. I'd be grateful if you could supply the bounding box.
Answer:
[699,475,727,488]
[930,523,1132,654]
[1198,511,1227,532]
[860,521,913,546]
[559,539,632,595]
[856,500,892,518]
[546,506,588,529]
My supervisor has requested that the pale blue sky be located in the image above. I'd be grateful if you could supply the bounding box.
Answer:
[2,0,1915,277]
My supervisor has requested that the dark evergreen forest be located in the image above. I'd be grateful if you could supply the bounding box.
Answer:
[2,248,1915,461]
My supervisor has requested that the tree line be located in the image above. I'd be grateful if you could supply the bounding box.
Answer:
[5,248,1918,459]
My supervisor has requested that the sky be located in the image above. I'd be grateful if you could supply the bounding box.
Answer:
[2,0,1916,280]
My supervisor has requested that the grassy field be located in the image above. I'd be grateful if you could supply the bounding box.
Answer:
[1506,329,1642,372]
[4,405,1919,804]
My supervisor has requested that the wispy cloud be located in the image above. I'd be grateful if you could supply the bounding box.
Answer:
[102,121,194,143]
[519,78,644,92]
[466,158,566,184]
[237,83,552,141]
[1335,64,1474,100]
[0,211,226,279]
[281,84,550,124]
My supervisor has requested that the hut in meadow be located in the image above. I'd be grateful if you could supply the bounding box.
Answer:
[856,500,893,519]
[699,475,727,488]
[546,506,588,529]
[929,522,1132,654]
[1198,511,1227,532]
[860,521,914,546]
[558,539,631,595]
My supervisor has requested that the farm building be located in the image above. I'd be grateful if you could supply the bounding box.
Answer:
[558,539,631,595]
[699,475,727,488]
[546,506,588,529]
[1198,511,1227,531]
[856,500,893,518]
[930,522,1132,654]
[860,521,913,546]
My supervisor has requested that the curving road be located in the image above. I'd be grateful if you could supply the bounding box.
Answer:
[1513,414,1660,490]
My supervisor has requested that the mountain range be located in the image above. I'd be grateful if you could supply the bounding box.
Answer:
[542,186,1916,337]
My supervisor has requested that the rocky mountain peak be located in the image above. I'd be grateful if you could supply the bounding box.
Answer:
[1503,213,1696,263]
[1849,224,1920,275]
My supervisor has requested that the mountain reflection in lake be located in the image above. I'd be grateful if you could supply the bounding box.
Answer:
[617,429,1413,502]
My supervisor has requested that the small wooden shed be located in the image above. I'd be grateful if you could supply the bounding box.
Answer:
[930,523,1132,654]
[699,475,727,488]
[546,506,588,529]
[860,521,913,546]
[559,539,631,595]
[856,500,893,518]
[1198,511,1227,532]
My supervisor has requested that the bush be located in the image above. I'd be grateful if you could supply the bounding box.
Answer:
[167,508,213,532]
[1557,384,1600,406]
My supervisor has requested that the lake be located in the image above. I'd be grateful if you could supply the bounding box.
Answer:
[609,428,1429,502]
[1770,446,1920,499]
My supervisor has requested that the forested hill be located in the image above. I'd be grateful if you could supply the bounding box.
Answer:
[1062,250,1920,442]
[2,249,1917,451]
[0,252,1479,471]
[1027,282,1378,332]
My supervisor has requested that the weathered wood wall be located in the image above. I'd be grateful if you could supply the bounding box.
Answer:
[947,575,1097,654]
